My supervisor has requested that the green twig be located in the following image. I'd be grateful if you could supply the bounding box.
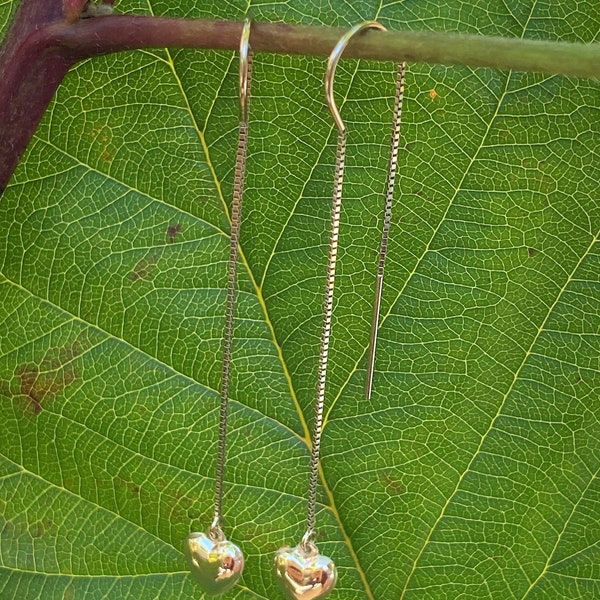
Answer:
[54,17,600,79]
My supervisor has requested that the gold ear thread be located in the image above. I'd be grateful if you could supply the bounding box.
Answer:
[274,21,386,600]
[184,19,252,596]
[365,61,407,399]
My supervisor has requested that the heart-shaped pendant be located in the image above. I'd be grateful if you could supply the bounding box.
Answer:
[184,531,244,595]
[274,541,337,600]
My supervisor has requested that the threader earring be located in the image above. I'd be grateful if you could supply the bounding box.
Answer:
[184,19,252,596]
[274,21,386,600]
[365,60,407,399]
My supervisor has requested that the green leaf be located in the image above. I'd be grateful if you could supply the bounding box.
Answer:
[1,1,599,599]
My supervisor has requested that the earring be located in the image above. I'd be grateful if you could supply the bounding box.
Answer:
[184,19,252,596]
[274,21,386,600]
[365,61,407,399]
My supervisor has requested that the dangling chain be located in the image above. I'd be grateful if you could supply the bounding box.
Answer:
[365,62,407,400]
[304,127,347,544]
[213,51,254,536]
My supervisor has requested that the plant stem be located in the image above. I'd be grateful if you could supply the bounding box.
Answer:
[54,17,600,79]
[1,10,599,191]
[0,0,78,193]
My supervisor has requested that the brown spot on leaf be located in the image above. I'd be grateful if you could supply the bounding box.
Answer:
[381,474,405,495]
[101,150,113,163]
[118,477,141,498]
[131,254,159,282]
[521,157,536,169]
[527,247,537,257]
[30,521,45,538]
[60,340,84,363]
[17,364,43,414]
[17,362,77,415]
[429,89,438,100]
[14,337,84,415]
[167,224,182,243]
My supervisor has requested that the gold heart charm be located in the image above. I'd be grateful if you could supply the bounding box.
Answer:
[274,541,337,600]
[184,531,244,595]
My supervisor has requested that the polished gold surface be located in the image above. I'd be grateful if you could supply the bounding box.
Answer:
[275,543,337,600]
[184,531,245,595]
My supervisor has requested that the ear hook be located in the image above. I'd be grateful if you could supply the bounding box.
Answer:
[303,18,390,546]
[276,23,395,600]
[184,18,252,596]
[211,17,253,539]
[325,21,386,132]
[239,19,252,122]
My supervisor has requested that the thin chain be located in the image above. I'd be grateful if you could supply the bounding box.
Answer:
[213,51,253,533]
[305,128,347,541]
[365,61,406,400]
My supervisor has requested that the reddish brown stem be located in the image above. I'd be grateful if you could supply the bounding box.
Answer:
[0,0,81,192]
[1,8,599,192]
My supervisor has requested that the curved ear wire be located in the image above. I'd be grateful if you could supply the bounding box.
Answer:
[184,18,252,596]
[275,21,387,600]
[324,21,408,401]
[365,61,407,399]
[325,21,386,133]
[239,18,251,123]
[306,20,387,542]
